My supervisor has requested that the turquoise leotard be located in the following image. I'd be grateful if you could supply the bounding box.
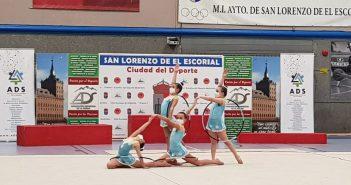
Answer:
[115,139,136,166]
[206,103,226,132]
[160,95,178,127]
[168,128,189,158]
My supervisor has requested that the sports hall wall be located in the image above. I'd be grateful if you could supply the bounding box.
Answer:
[0,0,350,134]
[2,0,351,31]
[0,34,348,133]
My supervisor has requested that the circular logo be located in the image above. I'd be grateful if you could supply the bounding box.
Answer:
[114,77,121,84]
[182,92,189,99]
[203,78,210,84]
[138,92,144,99]
[114,108,121,115]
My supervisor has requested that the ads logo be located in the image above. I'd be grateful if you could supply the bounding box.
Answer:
[8,70,23,85]
[290,73,306,95]
[72,86,97,104]
[291,73,304,87]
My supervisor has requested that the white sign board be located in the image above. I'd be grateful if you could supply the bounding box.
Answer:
[179,0,351,26]
[99,53,223,137]
[0,49,35,141]
[280,53,314,133]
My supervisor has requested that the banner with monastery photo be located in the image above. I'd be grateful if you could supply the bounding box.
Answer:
[36,53,68,125]
[252,56,281,133]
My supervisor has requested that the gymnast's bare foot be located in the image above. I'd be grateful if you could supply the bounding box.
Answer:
[166,158,180,165]
[236,157,243,164]
[215,159,224,165]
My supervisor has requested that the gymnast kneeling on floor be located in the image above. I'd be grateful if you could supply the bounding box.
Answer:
[107,115,171,169]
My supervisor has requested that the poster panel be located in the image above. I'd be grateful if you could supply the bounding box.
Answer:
[224,56,253,138]
[0,49,35,141]
[280,53,314,133]
[36,53,68,124]
[99,53,223,137]
[68,54,99,124]
[252,56,281,133]
[330,41,351,101]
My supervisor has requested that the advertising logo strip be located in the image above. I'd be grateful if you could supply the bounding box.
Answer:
[224,56,253,138]
[68,54,99,124]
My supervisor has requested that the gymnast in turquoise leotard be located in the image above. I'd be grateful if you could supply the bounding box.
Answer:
[155,98,224,167]
[160,95,179,127]
[206,102,226,132]
[107,116,171,169]
[198,69,243,164]
[160,64,184,152]
[168,127,189,158]
[115,138,137,166]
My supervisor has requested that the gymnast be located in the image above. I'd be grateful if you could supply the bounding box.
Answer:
[154,98,224,166]
[197,69,243,164]
[107,115,171,169]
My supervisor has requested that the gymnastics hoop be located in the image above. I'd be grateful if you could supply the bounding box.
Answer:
[111,155,197,164]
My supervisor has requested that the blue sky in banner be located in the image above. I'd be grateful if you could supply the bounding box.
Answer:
[36,53,68,118]
[252,56,280,84]
[36,53,68,86]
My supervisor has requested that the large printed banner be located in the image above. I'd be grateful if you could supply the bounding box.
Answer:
[179,0,351,26]
[0,49,35,141]
[99,54,223,137]
[36,53,68,124]
[33,0,140,12]
[280,53,314,133]
[330,41,351,101]
[68,54,99,124]
[252,56,281,133]
[224,56,253,138]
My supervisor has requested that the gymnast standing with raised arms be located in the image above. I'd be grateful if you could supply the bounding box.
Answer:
[198,69,243,164]
[160,64,184,151]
